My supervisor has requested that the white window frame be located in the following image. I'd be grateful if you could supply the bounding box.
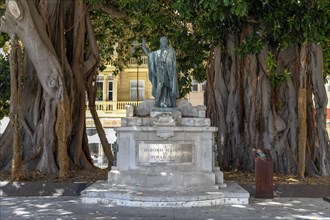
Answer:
[96,76,104,101]
[191,79,198,92]
[201,80,206,92]
[108,80,113,101]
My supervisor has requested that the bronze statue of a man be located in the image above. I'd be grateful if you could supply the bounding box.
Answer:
[142,37,179,108]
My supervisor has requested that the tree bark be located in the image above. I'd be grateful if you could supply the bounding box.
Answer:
[309,43,330,176]
[206,32,330,176]
[9,35,23,181]
[297,45,307,179]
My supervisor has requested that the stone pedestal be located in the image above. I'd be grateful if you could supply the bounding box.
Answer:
[81,100,249,207]
[110,126,222,191]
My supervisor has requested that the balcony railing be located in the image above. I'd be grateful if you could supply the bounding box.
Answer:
[128,56,148,65]
[86,101,143,112]
[104,56,148,66]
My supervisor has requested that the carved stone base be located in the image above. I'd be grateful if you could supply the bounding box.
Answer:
[134,99,206,118]
[150,108,181,126]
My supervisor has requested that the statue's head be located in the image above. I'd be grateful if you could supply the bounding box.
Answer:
[160,36,168,48]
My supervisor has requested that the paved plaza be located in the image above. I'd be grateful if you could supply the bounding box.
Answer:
[1,196,329,219]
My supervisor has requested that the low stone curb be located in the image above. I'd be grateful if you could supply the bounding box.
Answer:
[240,184,330,198]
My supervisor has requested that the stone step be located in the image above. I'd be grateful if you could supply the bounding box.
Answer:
[81,181,249,207]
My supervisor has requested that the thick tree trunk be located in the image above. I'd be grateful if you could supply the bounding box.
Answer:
[309,43,330,176]
[206,32,330,176]
[297,45,308,179]
[0,0,120,175]
[9,35,23,181]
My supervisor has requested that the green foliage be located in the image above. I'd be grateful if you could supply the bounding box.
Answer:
[266,52,290,88]
[178,72,192,99]
[89,0,329,96]
[267,68,291,89]
[90,10,130,75]
[0,2,10,120]
[0,53,10,120]
[322,38,330,81]
[1,0,328,102]
[90,0,211,97]
[96,86,103,100]
[237,32,264,56]
[261,1,329,49]
[173,0,330,51]
[265,52,277,74]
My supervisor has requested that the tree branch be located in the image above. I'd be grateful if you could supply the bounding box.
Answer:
[83,11,99,77]
[1,0,63,99]
[92,4,127,18]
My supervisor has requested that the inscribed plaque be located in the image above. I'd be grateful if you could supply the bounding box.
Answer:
[138,144,192,163]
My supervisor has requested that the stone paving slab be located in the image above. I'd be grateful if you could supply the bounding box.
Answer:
[0,197,329,219]
[2,181,329,198]
[0,182,91,197]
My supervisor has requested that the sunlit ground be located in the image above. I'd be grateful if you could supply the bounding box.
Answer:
[0,197,329,219]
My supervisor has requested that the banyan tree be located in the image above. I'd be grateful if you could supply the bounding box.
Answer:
[0,0,125,179]
[0,0,329,180]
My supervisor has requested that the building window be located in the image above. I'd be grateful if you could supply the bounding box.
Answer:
[96,76,104,101]
[201,80,206,92]
[191,79,198,92]
[108,81,113,101]
[130,80,144,101]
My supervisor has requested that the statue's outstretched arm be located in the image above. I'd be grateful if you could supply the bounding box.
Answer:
[142,38,150,55]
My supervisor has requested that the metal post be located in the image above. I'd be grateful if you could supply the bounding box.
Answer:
[137,60,139,106]
[130,41,141,106]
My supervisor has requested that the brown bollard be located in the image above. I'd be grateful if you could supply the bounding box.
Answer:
[253,148,273,198]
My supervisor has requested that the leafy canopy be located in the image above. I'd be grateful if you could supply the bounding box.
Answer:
[1,0,329,106]
[91,0,329,95]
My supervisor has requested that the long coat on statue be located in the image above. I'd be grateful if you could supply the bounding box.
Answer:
[147,46,179,108]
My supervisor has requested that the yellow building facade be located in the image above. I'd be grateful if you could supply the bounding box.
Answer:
[86,57,152,128]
